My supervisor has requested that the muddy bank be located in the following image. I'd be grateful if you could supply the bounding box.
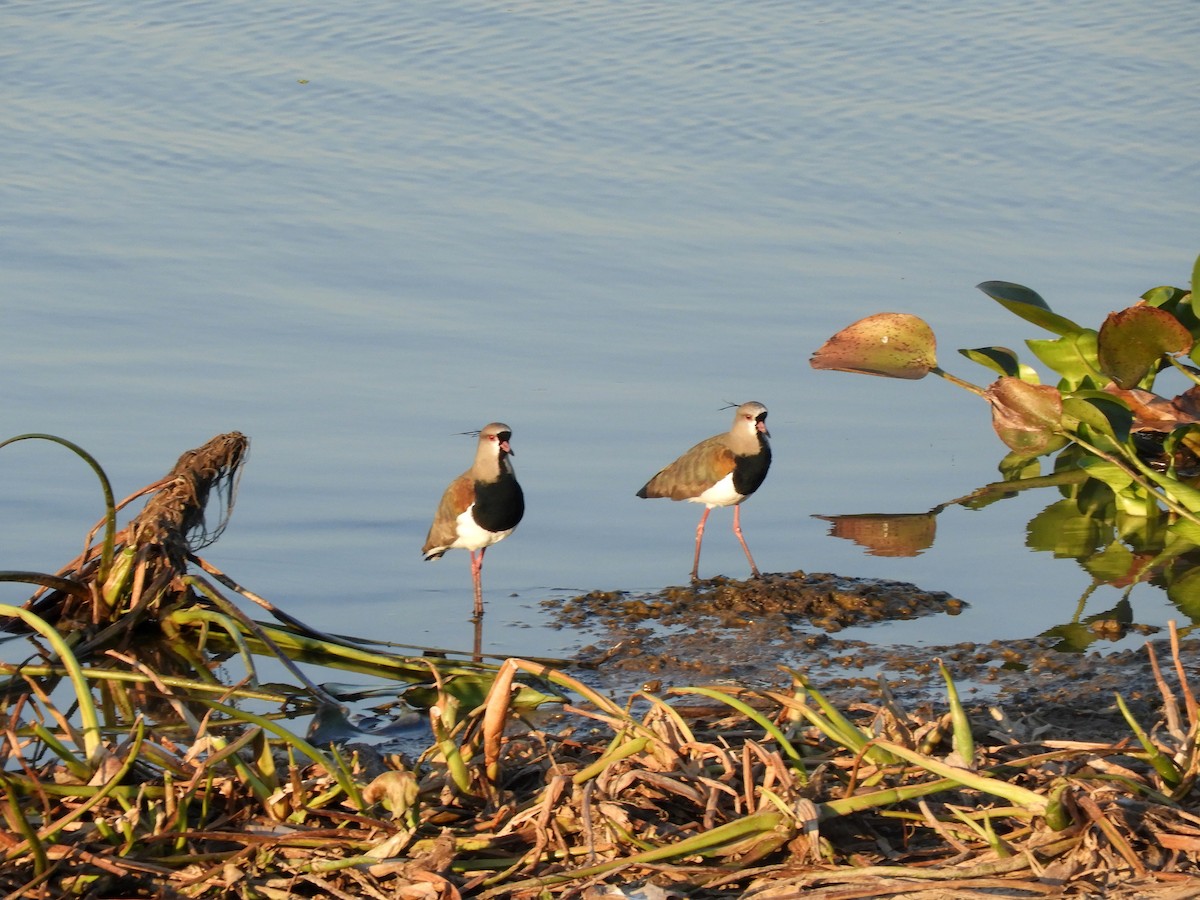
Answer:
[544,570,1180,742]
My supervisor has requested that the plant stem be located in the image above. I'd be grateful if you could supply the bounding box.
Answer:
[931,366,986,396]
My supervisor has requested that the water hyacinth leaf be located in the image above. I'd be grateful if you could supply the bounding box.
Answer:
[959,346,1020,378]
[998,452,1045,481]
[984,377,1063,454]
[1142,285,1191,308]
[1062,395,1133,445]
[1143,284,1198,332]
[809,313,937,379]
[1136,460,1200,517]
[1097,305,1193,389]
[1194,251,1200,312]
[1078,458,1135,494]
[961,345,1045,386]
[1167,518,1200,547]
[1026,331,1102,389]
[977,280,1083,336]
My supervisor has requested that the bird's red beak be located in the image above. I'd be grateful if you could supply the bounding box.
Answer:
[756,420,770,437]
[501,440,513,455]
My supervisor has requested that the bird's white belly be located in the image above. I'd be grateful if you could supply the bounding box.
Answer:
[691,473,744,508]
[450,504,514,551]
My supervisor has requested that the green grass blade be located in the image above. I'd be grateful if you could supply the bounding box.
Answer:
[872,739,1050,817]
[1115,692,1182,787]
[192,697,364,810]
[0,434,117,582]
[0,603,102,761]
[937,658,975,766]
[671,686,805,768]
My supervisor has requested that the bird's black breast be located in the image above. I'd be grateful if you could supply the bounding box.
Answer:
[732,439,771,497]
[472,475,525,533]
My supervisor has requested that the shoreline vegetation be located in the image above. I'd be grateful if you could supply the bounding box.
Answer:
[7,250,1200,895]
[2,432,1200,898]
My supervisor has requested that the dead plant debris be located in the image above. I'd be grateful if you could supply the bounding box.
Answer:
[3,434,1200,899]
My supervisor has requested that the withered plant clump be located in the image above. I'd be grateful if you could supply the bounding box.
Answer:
[4,431,250,638]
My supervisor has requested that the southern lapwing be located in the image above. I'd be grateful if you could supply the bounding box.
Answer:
[422,423,524,618]
[637,402,771,581]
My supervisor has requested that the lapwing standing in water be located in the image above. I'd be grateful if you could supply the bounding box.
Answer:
[636,402,771,581]
[422,423,525,619]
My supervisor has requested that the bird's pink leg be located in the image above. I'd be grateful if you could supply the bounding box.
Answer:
[471,547,487,619]
[732,505,761,578]
[691,508,711,581]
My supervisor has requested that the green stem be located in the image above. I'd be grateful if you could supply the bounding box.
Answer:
[931,366,987,396]
[672,686,805,768]
[477,811,787,895]
[0,434,117,582]
[0,603,102,761]
[1069,432,1200,527]
[191,697,364,811]
[1166,354,1200,388]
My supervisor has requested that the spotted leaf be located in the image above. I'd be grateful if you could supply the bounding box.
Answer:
[810,313,937,379]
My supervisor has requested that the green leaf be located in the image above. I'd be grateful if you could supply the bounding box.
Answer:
[977,280,1083,336]
[1142,284,1198,332]
[1166,518,1200,552]
[1135,460,1200,516]
[1026,331,1102,389]
[1142,285,1190,308]
[810,313,937,379]
[997,452,1045,481]
[959,346,1020,377]
[1162,423,1200,473]
[1097,305,1192,389]
[1062,394,1133,445]
[1193,251,1200,313]
[1077,458,1134,494]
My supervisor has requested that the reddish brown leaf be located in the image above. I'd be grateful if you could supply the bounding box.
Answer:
[1097,303,1193,389]
[810,313,937,380]
[1173,385,1200,422]
[985,377,1064,454]
[1103,385,1196,432]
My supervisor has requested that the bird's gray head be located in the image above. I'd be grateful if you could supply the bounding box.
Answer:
[477,422,514,456]
[731,401,769,438]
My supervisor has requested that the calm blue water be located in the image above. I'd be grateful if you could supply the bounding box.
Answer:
[2,1,1198,668]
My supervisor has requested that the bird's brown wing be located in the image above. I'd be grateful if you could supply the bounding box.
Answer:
[422,472,475,557]
[638,436,735,500]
